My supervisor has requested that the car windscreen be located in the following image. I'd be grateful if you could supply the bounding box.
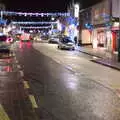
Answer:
[62,37,73,43]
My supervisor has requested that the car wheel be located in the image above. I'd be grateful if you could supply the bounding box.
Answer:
[58,46,60,49]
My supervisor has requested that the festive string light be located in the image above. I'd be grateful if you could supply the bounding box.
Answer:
[2,11,70,17]
[12,21,57,25]
[21,26,52,29]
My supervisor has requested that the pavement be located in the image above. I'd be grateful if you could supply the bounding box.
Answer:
[77,46,120,71]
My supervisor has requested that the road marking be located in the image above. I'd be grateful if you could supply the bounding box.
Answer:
[12,53,15,57]
[20,70,24,77]
[14,56,17,60]
[113,108,120,112]
[16,60,19,64]
[65,66,73,70]
[23,81,30,89]
[0,104,10,120]
[29,95,38,108]
[110,84,120,89]
[17,65,21,69]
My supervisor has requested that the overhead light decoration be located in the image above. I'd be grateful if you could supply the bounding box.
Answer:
[2,11,70,17]
[12,21,57,25]
[21,26,52,29]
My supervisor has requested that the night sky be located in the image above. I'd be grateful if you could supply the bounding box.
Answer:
[3,0,102,12]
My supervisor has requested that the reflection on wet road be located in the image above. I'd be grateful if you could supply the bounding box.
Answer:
[15,42,120,120]
[0,49,38,120]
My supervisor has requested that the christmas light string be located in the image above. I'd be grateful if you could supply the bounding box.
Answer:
[21,26,52,29]
[12,21,57,25]
[2,11,70,17]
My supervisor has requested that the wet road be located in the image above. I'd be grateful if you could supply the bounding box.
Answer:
[0,54,38,120]
[1,42,120,120]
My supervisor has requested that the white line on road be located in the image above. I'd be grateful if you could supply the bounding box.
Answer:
[20,70,24,77]
[17,65,21,69]
[14,56,17,60]
[16,60,19,64]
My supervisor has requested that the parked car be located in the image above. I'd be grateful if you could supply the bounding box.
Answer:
[0,35,11,55]
[58,37,75,50]
[41,35,49,40]
[48,36,59,44]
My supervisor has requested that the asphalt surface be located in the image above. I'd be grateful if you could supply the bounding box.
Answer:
[0,42,120,120]
[0,53,38,120]
[33,43,120,90]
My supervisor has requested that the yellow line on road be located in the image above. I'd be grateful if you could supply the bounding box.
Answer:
[110,84,120,89]
[23,81,30,89]
[29,95,38,108]
[0,104,10,120]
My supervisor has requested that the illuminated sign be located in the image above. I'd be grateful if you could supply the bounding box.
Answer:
[74,4,79,18]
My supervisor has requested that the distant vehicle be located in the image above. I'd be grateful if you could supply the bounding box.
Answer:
[20,33,31,42]
[34,36,41,42]
[48,36,59,44]
[0,35,11,55]
[58,36,75,50]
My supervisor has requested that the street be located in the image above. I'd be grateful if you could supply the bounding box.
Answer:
[0,42,120,120]
[1,0,120,119]
[2,41,119,120]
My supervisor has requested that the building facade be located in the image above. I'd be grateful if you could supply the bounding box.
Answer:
[91,0,120,53]
[111,0,120,52]
[79,0,120,53]
[79,7,92,45]
[91,0,112,51]
[0,3,5,33]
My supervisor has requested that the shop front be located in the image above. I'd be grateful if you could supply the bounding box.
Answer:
[91,0,112,51]
[92,27,112,51]
[111,22,119,53]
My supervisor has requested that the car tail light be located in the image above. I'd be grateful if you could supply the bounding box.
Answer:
[6,37,13,43]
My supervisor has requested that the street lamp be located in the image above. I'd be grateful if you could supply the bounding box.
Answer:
[51,17,55,21]
[74,4,79,18]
